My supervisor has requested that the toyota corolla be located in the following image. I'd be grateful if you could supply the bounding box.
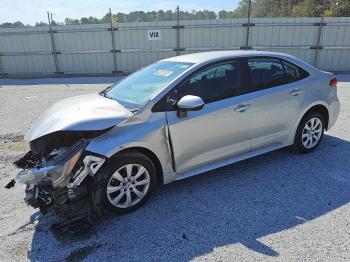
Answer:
[9,50,340,216]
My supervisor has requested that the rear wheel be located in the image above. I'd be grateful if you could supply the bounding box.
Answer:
[100,152,156,214]
[293,112,325,153]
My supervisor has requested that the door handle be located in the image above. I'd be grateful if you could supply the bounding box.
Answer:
[289,88,303,96]
[234,104,251,112]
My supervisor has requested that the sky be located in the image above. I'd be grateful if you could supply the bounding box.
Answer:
[0,0,240,25]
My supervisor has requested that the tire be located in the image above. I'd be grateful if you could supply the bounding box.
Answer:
[99,152,156,214]
[293,111,325,153]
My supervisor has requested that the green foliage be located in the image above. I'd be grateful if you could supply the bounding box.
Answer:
[0,21,24,27]
[35,22,49,27]
[1,1,349,27]
[64,18,80,25]
[63,9,218,25]
[234,0,350,18]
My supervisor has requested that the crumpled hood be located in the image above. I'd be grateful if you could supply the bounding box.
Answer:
[25,93,133,141]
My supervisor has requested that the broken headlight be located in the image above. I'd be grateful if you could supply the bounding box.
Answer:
[16,139,89,188]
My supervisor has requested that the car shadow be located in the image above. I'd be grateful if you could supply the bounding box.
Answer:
[27,134,350,261]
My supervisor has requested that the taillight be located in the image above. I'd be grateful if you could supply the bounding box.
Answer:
[330,78,337,87]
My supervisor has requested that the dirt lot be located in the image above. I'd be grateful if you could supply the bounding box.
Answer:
[0,76,349,261]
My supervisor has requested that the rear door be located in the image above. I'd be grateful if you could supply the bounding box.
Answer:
[244,57,308,149]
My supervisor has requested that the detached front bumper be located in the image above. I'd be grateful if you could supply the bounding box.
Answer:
[8,139,106,214]
[24,185,59,214]
[23,183,86,214]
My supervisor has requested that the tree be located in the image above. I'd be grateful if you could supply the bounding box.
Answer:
[232,0,251,17]
[81,16,99,24]
[1,3,350,27]
[291,0,326,17]
[35,21,48,27]
[64,18,80,25]
[231,0,350,18]
[219,10,236,19]
[0,21,24,27]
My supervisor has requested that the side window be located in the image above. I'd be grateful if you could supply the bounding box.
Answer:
[247,58,285,90]
[282,60,310,83]
[178,61,243,103]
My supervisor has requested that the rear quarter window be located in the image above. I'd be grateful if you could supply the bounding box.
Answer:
[282,59,310,83]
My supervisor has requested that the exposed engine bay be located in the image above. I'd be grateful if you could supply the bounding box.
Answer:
[8,131,108,216]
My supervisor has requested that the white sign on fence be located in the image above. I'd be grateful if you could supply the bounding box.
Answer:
[147,30,161,40]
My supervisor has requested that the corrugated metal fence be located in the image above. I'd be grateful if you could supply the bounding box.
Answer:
[0,17,349,77]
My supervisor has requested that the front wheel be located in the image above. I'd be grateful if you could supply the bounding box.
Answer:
[99,152,156,214]
[293,112,325,153]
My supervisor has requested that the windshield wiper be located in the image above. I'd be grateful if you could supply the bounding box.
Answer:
[99,89,110,99]
[99,85,114,98]
[99,91,138,112]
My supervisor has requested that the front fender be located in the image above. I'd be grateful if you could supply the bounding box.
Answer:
[85,112,177,184]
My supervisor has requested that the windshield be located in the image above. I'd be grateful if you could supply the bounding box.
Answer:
[103,61,193,109]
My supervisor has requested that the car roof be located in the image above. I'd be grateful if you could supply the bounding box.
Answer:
[162,50,319,74]
[162,50,294,64]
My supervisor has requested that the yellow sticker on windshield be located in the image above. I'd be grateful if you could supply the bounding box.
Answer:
[154,70,173,77]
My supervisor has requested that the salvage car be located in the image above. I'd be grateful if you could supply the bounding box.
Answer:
[10,50,340,216]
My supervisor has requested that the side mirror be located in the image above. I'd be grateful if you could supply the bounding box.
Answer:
[176,95,204,111]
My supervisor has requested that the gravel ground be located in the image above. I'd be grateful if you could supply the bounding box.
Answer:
[0,76,349,261]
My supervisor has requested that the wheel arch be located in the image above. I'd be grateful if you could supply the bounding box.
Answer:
[110,146,164,186]
[288,102,330,145]
[302,104,329,130]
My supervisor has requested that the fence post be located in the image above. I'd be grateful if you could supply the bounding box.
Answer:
[175,5,180,56]
[109,8,118,73]
[0,55,4,78]
[245,0,252,48]
[314,0,327,68]
[47,12,60,75]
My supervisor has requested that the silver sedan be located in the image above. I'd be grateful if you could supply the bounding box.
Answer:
[12,50,340,216]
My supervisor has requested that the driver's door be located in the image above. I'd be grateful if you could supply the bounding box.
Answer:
[166,60,253,174]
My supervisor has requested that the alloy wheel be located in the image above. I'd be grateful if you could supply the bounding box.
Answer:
[301,117,323,149]
[106,164,150,208]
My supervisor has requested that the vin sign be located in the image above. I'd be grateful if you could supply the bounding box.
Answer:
[148,30,161,40]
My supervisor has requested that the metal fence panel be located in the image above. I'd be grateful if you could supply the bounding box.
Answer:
[250,18,320,46]
[0,17,349,77]
[54,26,112,52]
[182,19,247,51]
[2,54,55,74]
[318,49,350,72]
[58,53,113,73]
[116,21,176,50]
[0,33,52,53]
[114,21,177,72]
[318,17,350,71]
[116,51,176,72]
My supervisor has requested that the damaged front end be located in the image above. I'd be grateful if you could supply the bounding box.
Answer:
[5,92,133,221]
[10,136,106,215]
